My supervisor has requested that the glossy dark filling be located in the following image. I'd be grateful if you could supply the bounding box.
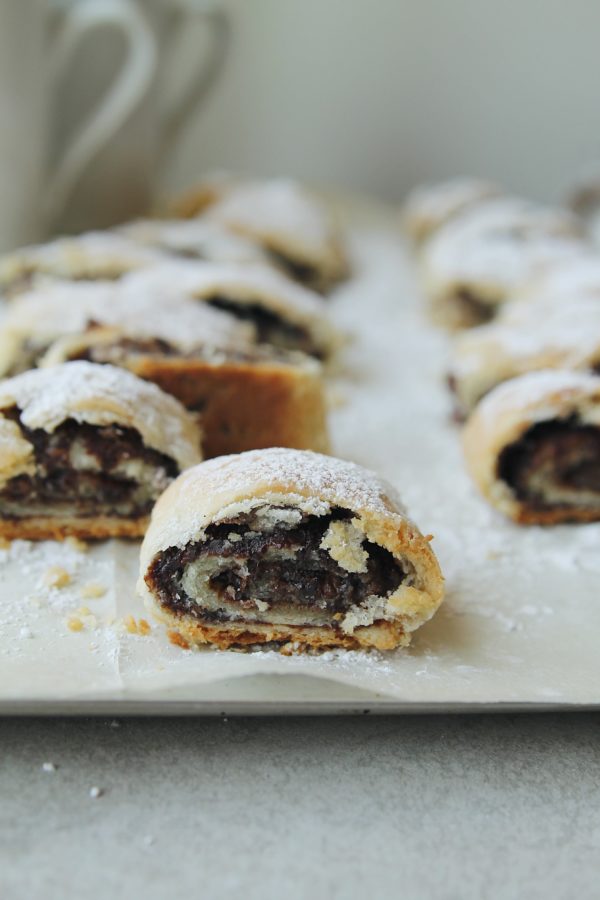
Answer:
[266,250,319,289]
[454,288,496,325]
[498,418,600,508]
[0,409,178,518]
[146,510,404,624]
[205,295,320,358]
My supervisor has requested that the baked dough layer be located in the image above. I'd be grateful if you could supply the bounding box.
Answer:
[168,174,349,293]
[138,449,444,652]
[420,197,585,329]
[463,369,600,524]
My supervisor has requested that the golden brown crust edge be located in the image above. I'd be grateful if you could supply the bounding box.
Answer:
[122,355,330,457]
[160,615,410,653]
[0,514,148,541]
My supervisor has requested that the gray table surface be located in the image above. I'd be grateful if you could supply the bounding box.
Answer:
[1,713,599,900]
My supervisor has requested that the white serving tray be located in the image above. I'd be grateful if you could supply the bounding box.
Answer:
[2,196,599,715]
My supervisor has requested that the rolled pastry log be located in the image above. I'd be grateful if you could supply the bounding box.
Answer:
[420,197,585,329]
[463,369,600,524]
[168,173,349,293]
[0,362,201,540]
[0,231,167,298]
[448,296,600,419]
[0,281,330,458]
[401,176,502,245]
[138,448,444,652]
[120,260,337,359]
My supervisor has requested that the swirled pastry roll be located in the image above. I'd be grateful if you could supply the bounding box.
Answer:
[421,198,585,329]
[0,232,166,298]
[0,282,330,458]
[402,177,502,245]
[0,362,201,540]
[138,448,444,652]
[121,260,337,359]
[169,174,349,293]
[117,218,269,267]
[463,370,600,524]
[448,296,600,419]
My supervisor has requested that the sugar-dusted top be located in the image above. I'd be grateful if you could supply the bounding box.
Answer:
[121,259,335,353]
[0,231,166,288]
[118,217,268,266]
[208,178,335,260]
[0,361,201,471]
[425,197,585,294]
[140,447,415,561]
[475,368,600,427]
[403,176,501,237]
[1,278,255,355]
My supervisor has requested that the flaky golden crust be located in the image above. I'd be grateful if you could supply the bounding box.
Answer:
[138,449,444,653]
[0,514,148,541]
[122,354,330,458]
[463,369,600,523]
[162,615,410,653]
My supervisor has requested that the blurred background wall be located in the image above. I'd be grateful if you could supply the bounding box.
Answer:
[56,0,600,222]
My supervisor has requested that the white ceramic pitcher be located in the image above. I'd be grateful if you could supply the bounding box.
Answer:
[0,0,157,251]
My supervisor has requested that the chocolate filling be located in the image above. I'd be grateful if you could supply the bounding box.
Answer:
[266,250,319,290]
[498,417,600,510]
[453,288,496,326]
[0,409,178,519]
[205,295,320,358]
[146,509,405,628]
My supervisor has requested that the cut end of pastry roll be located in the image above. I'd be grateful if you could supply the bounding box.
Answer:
[0,362,202,540]
[120,260,338,360]
[401,177,502,246]
[167,174,349,293]
[138,449,444,653]
[43,326,331,458]
[0,231,166,298]
[447,296,600,420]
[421,198,586,329]
[463,369,600,524]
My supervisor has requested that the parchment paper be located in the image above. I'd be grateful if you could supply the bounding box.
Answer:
[2,198,599,708]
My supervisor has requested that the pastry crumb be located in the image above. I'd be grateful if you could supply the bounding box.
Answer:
[80,582,106,600]
[44,566,71,589]
[168,630,190,650]
[67,616,84,632]
[0,537,11,550]
[66,536,88,553]
[123,615,151,636]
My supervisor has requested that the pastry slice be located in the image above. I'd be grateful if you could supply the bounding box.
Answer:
[169,174,349,292]
[138,448,444,652]
[0,231,168,299]
[0,361,201,540]
[402,176,502,245]
[43,329,330,458]
[448,296,600,419]
[421,197,586,329]
[118,217,269,266]
[0,281,330,458]
[463,369,600,524]
[0,279,254,377]
[120,260,337,359]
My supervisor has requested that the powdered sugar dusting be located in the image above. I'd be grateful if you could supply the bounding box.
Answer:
[0,361,201,471]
